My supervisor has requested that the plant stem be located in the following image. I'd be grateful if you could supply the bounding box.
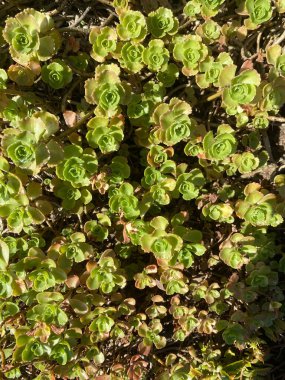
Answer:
[70,6,91,28]
[273,28,285,45]
[268,116,285,123]
[262,130,275,163]
[164,84,189,101]
[58,109,95,139]
[178,19,193,32]
[206,90,223,102]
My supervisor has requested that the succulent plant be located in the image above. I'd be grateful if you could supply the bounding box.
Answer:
[86,116,124,153]
[41,59,73,89]
[143,39,169,72]
[56,144,98,188]
[235,183,283,227]
[86,250,126,293]
[89,26,117,62]
[118,41,144,73]
[151,98,196,146]
[109,182,140,219]
[173,35,208,76]
[245,0,272,26]
[117,10,147,42]
[147,7,178,38]
[223,69,261,110]
[203,124,237,161]
[3,8,61,64]
[0,3,284,379]
[85,64,130,116]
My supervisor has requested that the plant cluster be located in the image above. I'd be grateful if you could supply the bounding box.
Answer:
[0,0,285,379]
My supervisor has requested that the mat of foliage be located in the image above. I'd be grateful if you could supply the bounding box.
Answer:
[0,0,285,379]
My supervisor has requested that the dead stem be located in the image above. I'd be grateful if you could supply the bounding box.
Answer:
[101,13,115,27]
[272,27,285,45]
[164,83,189,101]
[61,78,82,113]
[268,116,285,123]
[178,19,193,32]
[262,130,275,163]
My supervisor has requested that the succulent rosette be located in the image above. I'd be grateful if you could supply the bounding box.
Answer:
[2,130,49,173]
[60,236,93,262]
[3,204,46,233]
[0,271,13,298]
[27,303,68,326]
[157,63,179,87]
[276,55,285,76]
[53,180,92,210]
[28,267,66,292]
[56,144,98,188]
[252,112,269,129]
[196,53,233,89]
[149,177,176,205]
[67,52,90,71]
[235,183,283,227]
[142,167,162,188]
[41,59,73,89]
[85,64,130,116]
[184,0,201,18]
[89,26,117,62]
[109,156,131,183]
[0,170,23,207]
[266,44,285,77]
[173,169,206,201]
[152,98,196,146]
[147,7,178,38]
[138,319,166,349]
[203,125,237,161]
[232,152,260,174]
[118,42,145,73]
[173,35,208,76]
[51,342,73,365]
[84,219,109,242]
[245,0,272,25]
[3,8,61,64]
[147,145,170,167]
[202,203,234,223]
[0,169,38,230]
[109,183,140,220]
[0,96,33,128]
[259,78,285,111]
[200,0,226,17]
[117,10,147,42]
[21,339,50,362]
[127,94,153,127]
[86,116,124,154]
[114,0,129,13]
[196,20,221,44]
[220,247,244,269]
[8,64,36,86]
[223,69,261,109]
[141,229,183,261]
[86,250,126,293]
[143,39,169,72]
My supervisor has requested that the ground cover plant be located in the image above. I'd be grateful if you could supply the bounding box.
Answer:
[0,0,285,378]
